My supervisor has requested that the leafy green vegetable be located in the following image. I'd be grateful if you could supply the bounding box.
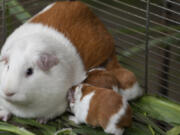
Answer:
[166,126,180,135]
[133,95,180,126]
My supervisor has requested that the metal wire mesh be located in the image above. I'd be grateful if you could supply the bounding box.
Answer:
[0,0,180,102]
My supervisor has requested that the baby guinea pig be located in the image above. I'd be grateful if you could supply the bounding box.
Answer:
[67,84,132,135]
[83,68,143,101]
[83,68,120,92]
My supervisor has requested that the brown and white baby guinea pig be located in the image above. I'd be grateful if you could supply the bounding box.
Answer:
[67,84,132,135]
[83,68,120,92]
[83,68,143,101]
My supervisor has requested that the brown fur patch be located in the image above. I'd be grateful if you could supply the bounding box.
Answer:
[30,1,114,70]
[106,53,122,69]
[82,85,124,129]
[110,68,137,89]
[80,84,95,101]
[105,53,137,89]
[83,69,121,90]
[116,105,132,128]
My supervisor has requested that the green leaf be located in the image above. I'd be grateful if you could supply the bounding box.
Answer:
[148,125,155,135]
[0,132,16,135]
[0,122,35,135]
[60,114,80,128]
[11,117,56,135]
[133,112,166,135]
[73,125,109,135]
[6,0,31,23]
[133,95,180,126]
[55,128,77,135]
[166,126,180,135]
[124,122,152,135]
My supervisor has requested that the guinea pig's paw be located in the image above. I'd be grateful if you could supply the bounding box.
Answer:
[68,116,80,124]
[36,118,48,124]
[0,108,11,122]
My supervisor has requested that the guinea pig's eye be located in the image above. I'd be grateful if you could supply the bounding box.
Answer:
[26,67,33,77]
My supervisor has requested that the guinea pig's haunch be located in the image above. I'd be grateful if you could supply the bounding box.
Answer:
[68,84,132,135]
[84,68,120,92]
[84,68,143,100]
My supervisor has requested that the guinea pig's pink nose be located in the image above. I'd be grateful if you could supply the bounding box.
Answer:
[5,92,15,97]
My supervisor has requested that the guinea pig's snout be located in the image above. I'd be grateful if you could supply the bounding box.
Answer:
[5,91,16,97]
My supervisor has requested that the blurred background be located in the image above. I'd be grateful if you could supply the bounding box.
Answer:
[0,0,179,103]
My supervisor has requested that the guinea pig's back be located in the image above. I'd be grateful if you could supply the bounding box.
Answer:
[86,87,125,129]
[84,69,120,91]
[30,1,115,70]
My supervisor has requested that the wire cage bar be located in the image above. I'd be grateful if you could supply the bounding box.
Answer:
[0,0,180,103]
[0,0,6,46]
[144,0,150,93]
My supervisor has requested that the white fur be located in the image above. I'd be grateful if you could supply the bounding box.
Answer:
[88,67,105,73]
[112,85,119,93]
[0,105,11,121]
[69,84,95,124]
[105,97,127,135]
[120,82,143,101]
[0,22,86,120]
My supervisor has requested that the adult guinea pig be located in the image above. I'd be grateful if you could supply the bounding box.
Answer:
[84,68,143,100]
[0,1,114,122]
[67,84,132,135]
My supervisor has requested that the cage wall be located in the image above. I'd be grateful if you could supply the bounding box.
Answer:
[0,0,179,102]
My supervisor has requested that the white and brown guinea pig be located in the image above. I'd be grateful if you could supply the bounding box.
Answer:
[0,1,115,122]
[0,0,140,122]
[68,84,132,135]
[84,68,142,100]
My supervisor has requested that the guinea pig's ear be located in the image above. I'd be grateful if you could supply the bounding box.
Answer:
[37,53,59,71]
[0,55,8,64]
